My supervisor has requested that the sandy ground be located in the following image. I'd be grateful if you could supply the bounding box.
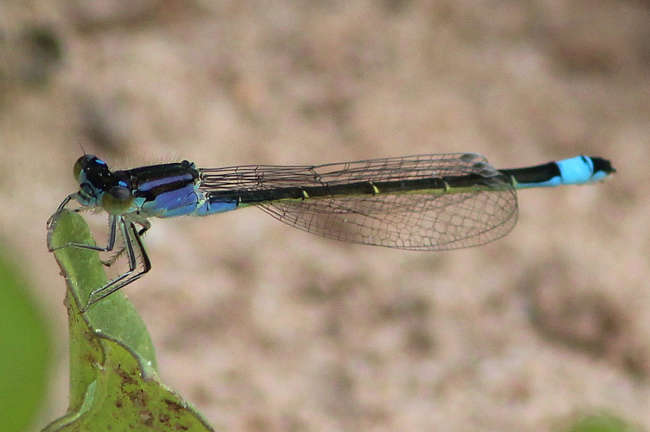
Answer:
[1,1,649,431]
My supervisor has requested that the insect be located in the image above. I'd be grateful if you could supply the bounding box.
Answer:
[48,152,614,310]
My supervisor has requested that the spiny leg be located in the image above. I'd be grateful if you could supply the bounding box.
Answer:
[48,211,120,254]
[83,217,151,311]
[101,220,150,267]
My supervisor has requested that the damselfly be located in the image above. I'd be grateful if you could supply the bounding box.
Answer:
[47,153,614,310]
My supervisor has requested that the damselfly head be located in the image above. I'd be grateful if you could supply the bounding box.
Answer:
[73,155,115,208]
[73,154,111,183]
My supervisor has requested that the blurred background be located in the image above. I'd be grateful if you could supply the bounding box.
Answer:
[0,0,648,431]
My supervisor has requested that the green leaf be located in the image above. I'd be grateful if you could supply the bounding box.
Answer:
[0,247,50,432]
[42,210,214,432]
[566,413,638,432]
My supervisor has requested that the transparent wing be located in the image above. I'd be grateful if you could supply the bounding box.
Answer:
[198,153,518,251]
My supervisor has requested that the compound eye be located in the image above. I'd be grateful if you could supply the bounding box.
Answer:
[73,154,106,181]
[73,157,84,180]
[101,185,134,214]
